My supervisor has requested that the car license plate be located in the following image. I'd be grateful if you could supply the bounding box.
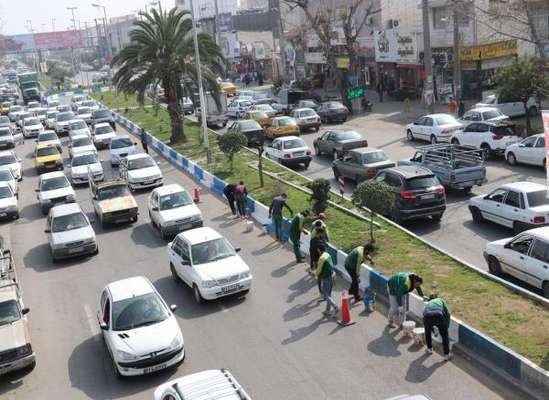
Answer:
[143,180,153,185]
[293,151,304,157]
[68,247,82,254]
[422,194,435,200]
[116,218,128,223]
[0,213,6,217]
[222,284,239,293]
[143,363,167,374]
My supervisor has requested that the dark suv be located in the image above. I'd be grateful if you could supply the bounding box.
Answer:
[374,166,446,223]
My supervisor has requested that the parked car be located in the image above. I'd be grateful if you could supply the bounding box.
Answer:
[252,103,277,117]
[148,184,203,240]
[398,144,486,192]
[22,116,43,138]
[68,152,104,185]
[45,203,98,261]
[227,98,254,118]
[0,182,18,220]
[109,135,138,166]
[69,134,97,159]
[97,276,184,376]
[33,144,63,173]
[290,107,321,132]
[459,107,508,125]
[317,101,349,123]
[505,133,545,167]
[168,227,252,303]
[36,130,61,151]
[333,148,395,183]
[36,171,76,214]
[406,114,463,144]
[227,119,264,147]
[484,227,549,297]
[265,136,312,168]
[244,110,271,128]
[0,127,15,149]
[90,178,138,227]
[469,182,549,234]
[374,166,446,223]
[265,116,300,139]
[91,108,114,128]
[153,370,252,400]
[313,129,368,159]
[93,122,116,148]
[475,94,538,118]
[120,153,163,191]
[54,111,75,135]
[0,150,22,180]
[68,119,91,139]
[450,121,520,157]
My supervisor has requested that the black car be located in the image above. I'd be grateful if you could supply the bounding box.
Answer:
[317,101,349,123]
[374,166,446,223]
[227,119,264,148]
[313,130,368,159]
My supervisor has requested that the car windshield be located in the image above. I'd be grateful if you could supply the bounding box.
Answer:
[300,109,316,117]
[483,96,497,104]
[46,111,58,118]
[279,118,296,127]
[526,190,549,207]
[0,154,16,164]
[482,109,502,119]
[78,107,91,114]
[112,292,169,331]
[72,153,98,167]
[0,170,13,181]
[0,129,10,137]
[191,237,235,265]
[336,131,361,141]
[51,212,88,232]
[434,115,458,125]
[159,191,193,210]
[24,118,39,126]
[73,137,92,147]
[0,186,12,199]
[0,116,9,124]
[327,102,345,110]
[70,121,87,130]
[283,138,306,149]
[363,151,388,164]
[41,176,69,191]
[128,157,154,170]
[97,185,129,200]
[37,147,58,157]
[57,112,74,122]
[93,110,110,118]
[111,138,133,149]
[405,176,439,189]
[258,105,273,111]
[0,300,21,326]
[95,125,113,135]
[240,120,261,130]
[39,132,57,141]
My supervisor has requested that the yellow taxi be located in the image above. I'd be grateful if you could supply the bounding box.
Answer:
[1,102,11,115]
[34,143,63,173]
[220,81,238,97]
[244,110,271,128]
[265,116,300,139]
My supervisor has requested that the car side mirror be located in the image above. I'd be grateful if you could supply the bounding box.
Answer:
[21,307,30,315]
[170,304,177,311]
[99,321,108,330]
[44,229,51,233]
[519,143,525,147]
[152,206,159,212]
[34,189,39,192]
[504,242,511,249]
[235,247,242,253]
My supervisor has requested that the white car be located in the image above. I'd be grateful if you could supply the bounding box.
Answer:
[69,134,97,159]
[45,203,98,261]
[93,123,116,148]
[469,182,549,234]
[0,182,18,220]
[7,105,24,122]
[54,111,75,135]
[76,106,93,124]
[34,108,47,124]
[120,153,163,191]
[475,94,538,118]
[97,276,184,377]
[484,227,549,297]
[0,150,21,181]
[81,100,98,111]
[45,110,59,129]
[0,127,15,149]
[36,130,62,151]
[265,136,312,168]
[227,98,254,118]
[459,107,508,125]
[168,227,252,303]
[406,113,463,144]
[22,116,44,138]
[153,370,252,400]
[252,103,277,117]
[290,107,321,132]
[68,119,91,139]
[36,171,76,214]
[0,168,17,197]
[450,121,520,157]
[68,152,104,185]
[110,135,138,166]
[26,101,40,111]
[148,184,203,240]
[505,133,545,167]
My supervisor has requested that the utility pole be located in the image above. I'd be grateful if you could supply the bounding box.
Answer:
[422,0,434,112]
[272,0,287,81]
[213,0,220,45]
[51,18,56,31]
[452,2,461,102]
[190,0,211,163]
[67,7,78,30]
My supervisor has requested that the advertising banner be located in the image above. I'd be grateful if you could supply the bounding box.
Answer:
[374,29,418,64]
[34,30,83,50]
[3,34,35,53]
[543,111,549,196]
[460,39,517,62]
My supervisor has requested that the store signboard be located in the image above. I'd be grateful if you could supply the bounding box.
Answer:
[3,34,35,53]
[34,30,83,50]
[374,29,418,64]
[460,39,517,62]
[305,52,326,64]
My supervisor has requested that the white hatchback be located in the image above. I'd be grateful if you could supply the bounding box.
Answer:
[68,119,91,140]
[120,153,163,190]
[69,134,97,159]
[406,114,463,144]
[36,171,76,214]
[68,152,104,185]
[97,276,184,377]
[22,116,43,138]
[0,168,18,197]
[0,150,22,181]
[0,182,18,220]
[265,135,312,168]
[93,123,116,148]
[110,135,137,166]
[168,227,252,303]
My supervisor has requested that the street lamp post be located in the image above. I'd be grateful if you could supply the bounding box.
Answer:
[91,3,113,58]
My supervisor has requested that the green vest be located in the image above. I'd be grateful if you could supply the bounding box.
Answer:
[345,246,365,275]
[315,252,334,279]
[289,213,304,238]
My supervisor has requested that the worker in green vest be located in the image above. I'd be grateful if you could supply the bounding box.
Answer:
[289,209,310,263]
[315,244,339,316]
[423,295,452,361]
[344,241,375,302]
[387,272,424,327]
[310,213,329,241]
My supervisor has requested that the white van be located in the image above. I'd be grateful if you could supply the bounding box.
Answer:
[475,94,538,118]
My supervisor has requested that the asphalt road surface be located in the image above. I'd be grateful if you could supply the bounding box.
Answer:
[0,121,521,399]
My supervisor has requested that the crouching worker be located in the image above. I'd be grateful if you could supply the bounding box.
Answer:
[423,295,452,361]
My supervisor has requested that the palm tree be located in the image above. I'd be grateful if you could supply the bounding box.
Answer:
[112,6,224,143]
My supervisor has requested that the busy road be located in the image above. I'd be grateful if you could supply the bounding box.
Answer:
[0,105,515,399]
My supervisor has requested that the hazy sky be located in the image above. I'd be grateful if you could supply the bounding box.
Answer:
[0,0,175,35]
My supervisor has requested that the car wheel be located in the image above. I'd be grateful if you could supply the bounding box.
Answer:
[406,130,414,141]
[470,207,483,223]
[481,144,491,160]
[240,289,250,297]
[543,282,549,299]
[487,256,502,276]
[314,144,321,156]
[160,227,169,241]
[193,284,204,304]
[430,135,437,144]
[506,152,517,166]
[528,106,538,117]
[111,353,123,379]
[13,212,19,220]
[170,263,180,282]
[451,138,460,145]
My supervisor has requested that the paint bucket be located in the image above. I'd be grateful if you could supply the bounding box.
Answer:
[413,327,425,346]
[245,220,254,233]
[402,320,416,337]
[363,295,376,312]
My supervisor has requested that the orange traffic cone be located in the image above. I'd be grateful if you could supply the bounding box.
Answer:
[338,291,356,327]
[193,187,200,203]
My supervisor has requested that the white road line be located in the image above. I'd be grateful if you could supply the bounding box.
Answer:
[84,303,101,339]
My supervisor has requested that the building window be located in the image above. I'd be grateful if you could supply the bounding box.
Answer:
[433,7,449,30]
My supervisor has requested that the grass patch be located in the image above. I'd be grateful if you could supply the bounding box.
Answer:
[94,91,151,109]
[93,92,549,369]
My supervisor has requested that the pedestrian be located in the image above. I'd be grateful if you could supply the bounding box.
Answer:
[234,181,248,218]
[244,73,251,87]
[309,224,328,295]
[387,272,425,328]
[310,213,329,241]
[315,244,339,317]
[448,97,457,115]
[258,71,264,86]
[377,81,384,103]
[458,99,465,118]
[140,127,149,154]
[289,209,311,262]
[269,193,293,241]
[423,294,452,361]
[344,241,375,302]
[223,183,237,216]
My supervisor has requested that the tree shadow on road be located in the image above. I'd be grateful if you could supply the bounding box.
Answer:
[404,352,445,383]
[250,240,281,256]
[281,316,332,345]
[271,260,298,278]
[283,298,319,322]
